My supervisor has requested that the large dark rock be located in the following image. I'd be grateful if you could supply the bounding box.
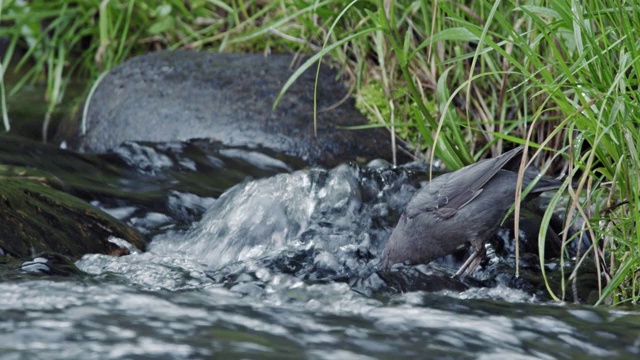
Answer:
[57,51,405,167]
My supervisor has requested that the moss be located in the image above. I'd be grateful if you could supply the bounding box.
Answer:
[0,179,146,260]
[355,81,437,149]
[355,81,391,124]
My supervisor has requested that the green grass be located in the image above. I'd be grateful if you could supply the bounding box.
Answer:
[1,0,639,305]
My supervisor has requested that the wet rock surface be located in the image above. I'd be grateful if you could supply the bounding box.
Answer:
[0,178,146,260]
[57,51,407,167]
[20,252,84,276]
[0,135,294,214]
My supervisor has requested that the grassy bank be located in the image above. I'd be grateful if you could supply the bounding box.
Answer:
[1,0,638,305]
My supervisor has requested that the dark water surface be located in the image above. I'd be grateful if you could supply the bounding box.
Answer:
[1,139,639,359]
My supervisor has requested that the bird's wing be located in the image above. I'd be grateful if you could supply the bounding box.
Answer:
[406,146,524,220]
[404,182,439,218]
[436,147,522,217]
[435,188,483,219]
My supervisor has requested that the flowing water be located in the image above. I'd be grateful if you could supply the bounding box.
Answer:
[1,139,639,359]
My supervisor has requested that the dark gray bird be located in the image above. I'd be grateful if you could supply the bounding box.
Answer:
[382,146,563,276]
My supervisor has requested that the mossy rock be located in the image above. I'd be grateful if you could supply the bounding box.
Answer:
[0,178,146,260]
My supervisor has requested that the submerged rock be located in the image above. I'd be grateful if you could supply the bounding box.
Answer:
[57,51,407,167]
[20,252,83,276]
[0,179,146,260]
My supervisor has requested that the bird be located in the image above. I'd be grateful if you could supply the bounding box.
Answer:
[381,146,564,276]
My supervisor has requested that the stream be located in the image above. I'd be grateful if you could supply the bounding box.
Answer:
[1,138,639,359]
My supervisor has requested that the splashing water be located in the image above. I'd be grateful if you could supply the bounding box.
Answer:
[152,163,412,272]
